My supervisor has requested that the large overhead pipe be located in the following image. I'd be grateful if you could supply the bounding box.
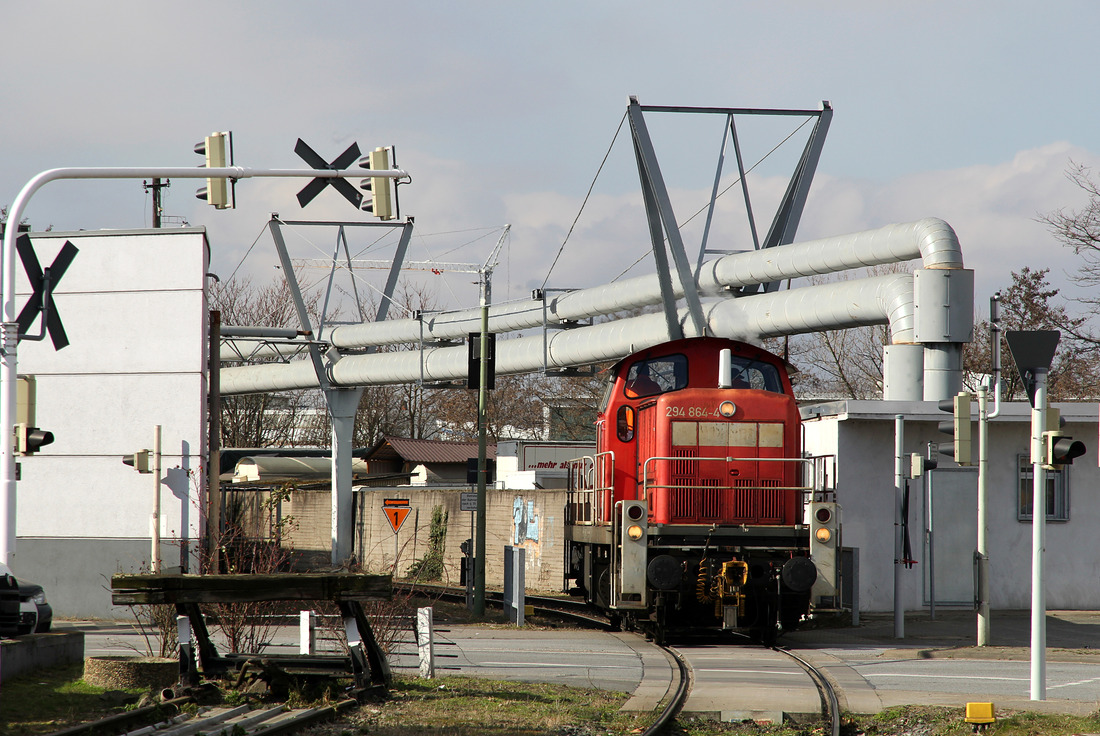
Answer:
[220,220,972,400]
[223,218,963,361]
[220,273,937,392]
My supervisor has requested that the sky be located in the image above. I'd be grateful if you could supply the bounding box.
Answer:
[3,1,1099,324]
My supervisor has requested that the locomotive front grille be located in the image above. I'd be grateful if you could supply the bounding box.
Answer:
[759,478,782,522]
[728,477,757,521]
[699,478,721,519]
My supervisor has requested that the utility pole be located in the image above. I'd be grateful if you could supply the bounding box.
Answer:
[473,274,490,616]
[143,178,170,228]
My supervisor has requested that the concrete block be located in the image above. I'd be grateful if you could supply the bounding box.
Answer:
[0,631,84,682]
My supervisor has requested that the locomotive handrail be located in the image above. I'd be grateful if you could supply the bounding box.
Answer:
[640,455,821,504]
[567,453,836,524]
[566,452,615,525]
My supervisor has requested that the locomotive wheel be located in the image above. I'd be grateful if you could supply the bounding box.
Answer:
[653,601,668,645]
[596,566,612,609]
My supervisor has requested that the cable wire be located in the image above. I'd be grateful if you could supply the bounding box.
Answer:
[609,116,814,283]
[540,111,628,290]
[224,221,275,284]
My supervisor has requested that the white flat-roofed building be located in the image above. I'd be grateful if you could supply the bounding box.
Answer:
[14,228,210,618]
[802,399,1100,612]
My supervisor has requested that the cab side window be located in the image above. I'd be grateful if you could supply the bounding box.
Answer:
[624,355,688,398]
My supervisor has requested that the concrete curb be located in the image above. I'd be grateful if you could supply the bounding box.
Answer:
[1,631,84,682]
[615,633,679,712]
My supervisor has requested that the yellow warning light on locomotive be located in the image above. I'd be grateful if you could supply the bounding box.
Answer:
[627,524,645,541]
[718,401,736,417]
[815,527,832,544]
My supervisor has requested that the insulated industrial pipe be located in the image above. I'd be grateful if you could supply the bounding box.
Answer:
[219,273,934,393]
[224,217,963,360]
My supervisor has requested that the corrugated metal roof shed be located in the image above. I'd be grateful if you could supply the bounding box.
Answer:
[365,436,498,465]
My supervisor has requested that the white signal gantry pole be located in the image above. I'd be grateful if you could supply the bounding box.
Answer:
[0,163,407,565]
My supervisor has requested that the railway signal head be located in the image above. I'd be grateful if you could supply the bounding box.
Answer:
[937,392,973,466]
[359,146,395,220]
[194,131,234,209]
[809,502,841,600]
[1042,431,1085,470]
[14,424,53,455]
[123,450,152,474]
[617,500,648,600]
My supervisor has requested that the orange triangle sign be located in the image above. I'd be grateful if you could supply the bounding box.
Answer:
[383,500,411,533]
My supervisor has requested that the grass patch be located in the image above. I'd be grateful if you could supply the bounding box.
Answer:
[849,705,1100,736]
[7,667,1100,736]
[649,705,1100,736]
[349,675,643,735]
[0,662,150,735]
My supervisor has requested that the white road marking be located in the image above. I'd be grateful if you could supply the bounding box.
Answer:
[1049,676,1100,689]
[695,668,803,676]
[478,661,634,669]
[865,673,1026,682]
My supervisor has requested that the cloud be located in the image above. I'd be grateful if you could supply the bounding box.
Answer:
[799,141,1100,309]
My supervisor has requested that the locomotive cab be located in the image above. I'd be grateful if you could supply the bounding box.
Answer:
[565,337,836,644]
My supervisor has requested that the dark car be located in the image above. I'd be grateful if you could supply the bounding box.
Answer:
[0,564,20,637]
[0,563,50,636]
[17,580,51,634]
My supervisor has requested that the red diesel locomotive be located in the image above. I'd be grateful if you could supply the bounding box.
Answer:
[565,337,838,643]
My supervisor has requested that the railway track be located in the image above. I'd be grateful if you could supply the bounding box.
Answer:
[46,699,357,736]
[775,645,841,736]
[397,582,612,629]
[400,582,840,735]
[49,590,836,736]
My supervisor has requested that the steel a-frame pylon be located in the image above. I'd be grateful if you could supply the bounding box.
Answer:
[626,96,832,340]
[267,217,414,564]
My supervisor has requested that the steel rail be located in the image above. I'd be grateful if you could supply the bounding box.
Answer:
[642,644,691,736]
[43,695,195,736]
[43,699,358,736]
[775,645,841,736]
[396,581,612,629]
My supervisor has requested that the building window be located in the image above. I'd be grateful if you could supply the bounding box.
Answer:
[1017,454,1069,522]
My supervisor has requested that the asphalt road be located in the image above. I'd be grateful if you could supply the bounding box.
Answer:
[60,611,1100,717]
[65,620,650,694]
[823,649,1100,701]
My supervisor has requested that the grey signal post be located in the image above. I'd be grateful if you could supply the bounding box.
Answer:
[0,162,408,566]
[1004,329,1061,702]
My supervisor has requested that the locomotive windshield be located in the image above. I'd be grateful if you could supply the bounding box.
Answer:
[729,356,784,393]
[624,355,688,398]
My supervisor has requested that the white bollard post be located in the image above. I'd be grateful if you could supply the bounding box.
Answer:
[299,610,316,655]
[417,606,435,678]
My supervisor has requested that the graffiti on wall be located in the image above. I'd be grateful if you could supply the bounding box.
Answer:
[513,497,539,544]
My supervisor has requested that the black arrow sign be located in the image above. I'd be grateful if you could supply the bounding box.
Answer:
[16,234,78,350]
[294,139,363,208]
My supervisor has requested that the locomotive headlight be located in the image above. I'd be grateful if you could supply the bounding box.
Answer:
[627,524,645,541]
[815,526,833,544]
[718,401,736,418]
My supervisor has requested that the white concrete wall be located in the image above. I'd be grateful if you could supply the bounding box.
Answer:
[803,400,1100,612]
[13,228,209,618]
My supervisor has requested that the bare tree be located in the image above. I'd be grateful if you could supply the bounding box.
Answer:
[430,370,550,441]
[1040,161,1100,317]
[783,265,909,399]
[211,275,329,447]
[964,267,1096,400]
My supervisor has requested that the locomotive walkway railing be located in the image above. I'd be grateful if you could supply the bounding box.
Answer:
[566,454,836,525]
[566,451,615,524]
